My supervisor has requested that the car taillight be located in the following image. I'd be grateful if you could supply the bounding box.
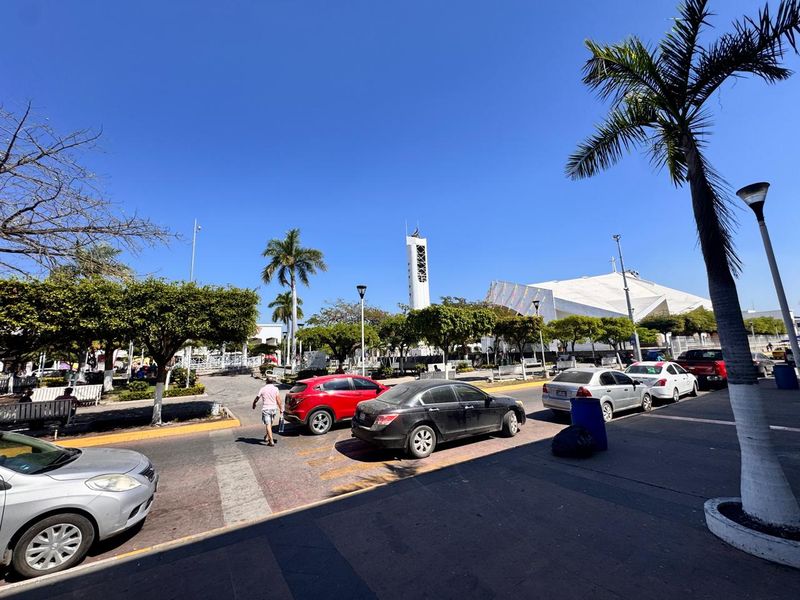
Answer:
[576,386,592,397]
[654,378,667,387]
[374,414,399,428]
[542,384,549,394]
[714,361,727,376]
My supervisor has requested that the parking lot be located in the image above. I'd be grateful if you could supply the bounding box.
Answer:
[2,373,716,584]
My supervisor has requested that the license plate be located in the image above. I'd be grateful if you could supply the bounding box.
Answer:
[557,390,567,397]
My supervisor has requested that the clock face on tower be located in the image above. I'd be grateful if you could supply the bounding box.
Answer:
[416,245,427,282]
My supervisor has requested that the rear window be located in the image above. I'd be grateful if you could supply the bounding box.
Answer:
[686,350,723,360]
[289,383,307,393]
[552,371,593,384]
[626,365,661,375]
[375,385,418,405]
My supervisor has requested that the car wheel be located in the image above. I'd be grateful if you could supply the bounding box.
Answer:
[690,381,699,397]
[641,393,652,412]
[502,411,519,437]
[12,513,95,579]
[601,402,613,423]
[307,409,333,435]
[672,388,680,403]
[407,425,436,459]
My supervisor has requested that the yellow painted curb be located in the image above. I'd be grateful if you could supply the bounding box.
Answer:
[58,417,241,448]
[475,380,548,393]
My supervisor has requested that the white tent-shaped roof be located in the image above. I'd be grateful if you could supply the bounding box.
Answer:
[487,272,711,323]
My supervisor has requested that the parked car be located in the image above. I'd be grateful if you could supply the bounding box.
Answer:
[752,352,776,377]
[675,348,727,390]
[351,380,526,458]
[542,367,649,422]
[625,361,698,402]
[283,374,389,435]
[0,431,157,579]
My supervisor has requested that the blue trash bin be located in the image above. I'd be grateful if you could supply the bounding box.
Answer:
[774,364,799,390]
[570,397,608,451]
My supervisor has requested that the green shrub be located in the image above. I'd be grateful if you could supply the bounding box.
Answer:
[164,384,205,398]
[456,364,474,373]
[170,367,197,388]
[375,366,394,379]
[126,380,149,392]
[39,376,66,388]
[118,384,205,401]
[414,363,427,374]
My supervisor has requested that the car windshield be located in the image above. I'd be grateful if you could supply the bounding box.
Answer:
[375,384,417,405]
[0,432,81,475]
[552,371,593,384]
[687,350,723,360]
[626,365,661,375]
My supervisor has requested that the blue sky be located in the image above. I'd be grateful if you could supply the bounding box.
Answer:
[5,0,799,322]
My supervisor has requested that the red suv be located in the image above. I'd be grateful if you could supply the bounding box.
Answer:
[283,374,388,435]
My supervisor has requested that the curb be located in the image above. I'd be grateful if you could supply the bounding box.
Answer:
[476,380,548,393]
[57,416,241,448]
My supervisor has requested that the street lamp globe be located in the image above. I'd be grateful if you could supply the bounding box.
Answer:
[356,284,367,299]
[736,182,770,221]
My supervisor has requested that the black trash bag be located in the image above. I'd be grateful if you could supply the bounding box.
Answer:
[551,425,596,458]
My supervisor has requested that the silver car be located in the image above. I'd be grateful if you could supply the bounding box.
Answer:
[0,431,157,578]
[542,367,649,422]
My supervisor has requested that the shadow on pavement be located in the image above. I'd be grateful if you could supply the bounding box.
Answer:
[235,436,266,446]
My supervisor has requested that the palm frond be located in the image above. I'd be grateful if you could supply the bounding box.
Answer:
[689,0,800,106]
[659,0,712,99]
[566,95,657,179]
[583,38,673,108]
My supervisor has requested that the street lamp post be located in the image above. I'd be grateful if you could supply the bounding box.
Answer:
[613,234,642,362]
[736,182,800,377]
[533,299,547,377]
[186,219,201,388]
[357,285,367,376]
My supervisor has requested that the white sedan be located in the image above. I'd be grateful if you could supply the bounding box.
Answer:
[624,361,698,402]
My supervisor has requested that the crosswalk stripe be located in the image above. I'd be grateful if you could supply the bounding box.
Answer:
[210,429,272,524]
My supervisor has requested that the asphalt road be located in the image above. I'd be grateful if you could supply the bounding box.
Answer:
[0,374,709,583]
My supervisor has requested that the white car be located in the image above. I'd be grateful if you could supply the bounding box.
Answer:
[624,361,698,402]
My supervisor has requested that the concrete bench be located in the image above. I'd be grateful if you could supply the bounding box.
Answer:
[0,399,73,428]
[31,384,103,407]
[419,371,448,380]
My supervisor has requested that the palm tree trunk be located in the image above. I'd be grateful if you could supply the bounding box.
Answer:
[686,139,800,529]
[103,343,115,392]
[290,275,298,371]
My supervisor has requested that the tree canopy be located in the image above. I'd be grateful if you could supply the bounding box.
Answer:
[407,304,496,363]
[744,316,786,335]
[297,323,379,366]
[494,316,544,354]
[307,298,390,327]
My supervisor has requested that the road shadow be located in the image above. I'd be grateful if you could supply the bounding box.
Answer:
[276,420,351,438]
[527,408,569,424]
[334,432,498,464]
[328,462,423,497]
[235,436,267,446]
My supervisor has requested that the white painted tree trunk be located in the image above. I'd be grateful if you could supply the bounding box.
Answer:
[152,381,165,426]
[729,383,800,527]
[103,370,114,392]
[291,278,298,370]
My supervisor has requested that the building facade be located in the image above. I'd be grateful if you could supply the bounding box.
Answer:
[406,231,431,310]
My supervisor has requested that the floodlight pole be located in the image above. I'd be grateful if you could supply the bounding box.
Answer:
[357,285,367,376]
[186,219,201,388]
[613,234,642,362]
[533,299,547,377]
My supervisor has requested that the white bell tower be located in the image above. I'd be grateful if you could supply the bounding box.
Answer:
[406,229,431,310]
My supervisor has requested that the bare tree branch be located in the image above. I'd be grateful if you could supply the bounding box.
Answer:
[0,105,174,275]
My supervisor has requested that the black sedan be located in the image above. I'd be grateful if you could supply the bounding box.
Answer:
[351,380,526,458]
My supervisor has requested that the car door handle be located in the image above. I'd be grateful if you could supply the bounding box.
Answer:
[427,407,439,412]
[464,405,474,410]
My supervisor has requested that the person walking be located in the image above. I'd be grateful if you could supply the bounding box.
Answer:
[252,375,282,446]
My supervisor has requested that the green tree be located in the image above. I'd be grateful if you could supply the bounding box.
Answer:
[297,323,379,368]
[262,229,326,369]
[125,279,258,425]
[49,244,134,282]
[407,305,487,374]
[377,314,419,374]
[307,298,389,327]
[598,317,636,353]
[494,315,544,374]
[744,316,786,335]
[269,291,303,327]
[636,327,660,347]
[0,280,57,373]
[548,316,587,353]
[566,0,800,527]
[579,316,605,361]
[682,307,717,334]
[639,314,685,336]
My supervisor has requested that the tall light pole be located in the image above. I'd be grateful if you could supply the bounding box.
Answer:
[613,234,642,362]
[533,299,548,377]
[297,322,304,368]
[737,182,800,376]
[357,285,367,376]
[186,219,201,388]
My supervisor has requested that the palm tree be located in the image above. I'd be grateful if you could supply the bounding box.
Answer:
[262,229,326,368]
[566,0,800,530]
[50,243,133,281]
[269,291,303,327]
